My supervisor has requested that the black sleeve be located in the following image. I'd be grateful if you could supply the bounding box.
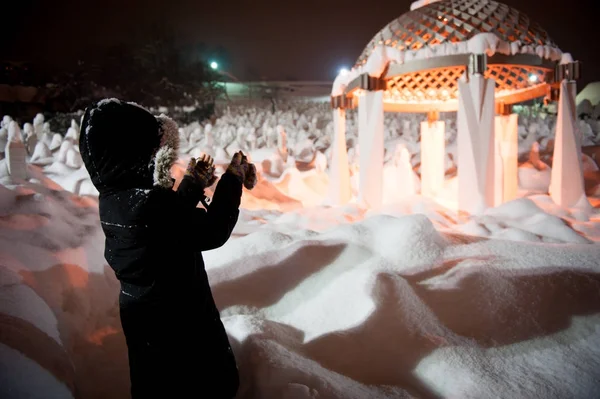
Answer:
[175,172,242,251]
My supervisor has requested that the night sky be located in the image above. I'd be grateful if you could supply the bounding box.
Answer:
[2,0,600,87]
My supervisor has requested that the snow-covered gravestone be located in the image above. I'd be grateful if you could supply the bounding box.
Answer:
[49,133,63,151]
[30,141,53,165]
[277,125,288,162]
[22,123,32,142]
[1,115,13,129]
[33,113,44,139]
[550,80,591,212]
[494,113,518,205]
[64,120,80,143]
[420,120,445,198]
[57,140,74,164]
[396,146,416,198]
[6,121,28,180]
[328,108,352,205]
[22,123,37,155]
[358,91,385,209]
[0,127,7,155]
[204,124,214,148]
[457,67,496,214]
[247,128,257,151]
[66,148,83,169]
[189,127,202,146]
[265,126,275,148]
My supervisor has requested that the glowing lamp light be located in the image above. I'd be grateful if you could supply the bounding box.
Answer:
[529,74,538,83]
[339,67,349,76]
[210,61,219,70]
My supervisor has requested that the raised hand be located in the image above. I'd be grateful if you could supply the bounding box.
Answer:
[227,151,257,190]
[243,161,257,190]
[186,154,217,188]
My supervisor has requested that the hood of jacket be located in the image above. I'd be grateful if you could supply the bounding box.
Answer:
[79,98,179,194]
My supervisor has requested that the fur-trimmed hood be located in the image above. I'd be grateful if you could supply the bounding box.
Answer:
[80,98,180,194]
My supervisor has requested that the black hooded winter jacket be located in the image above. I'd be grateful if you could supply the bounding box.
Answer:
[80,99,240,398]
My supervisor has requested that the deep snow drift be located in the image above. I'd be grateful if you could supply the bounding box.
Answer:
[1,103,600,398]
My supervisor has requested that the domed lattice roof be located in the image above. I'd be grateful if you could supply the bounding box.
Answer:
[356,0,558,67]
[333,0,566,112]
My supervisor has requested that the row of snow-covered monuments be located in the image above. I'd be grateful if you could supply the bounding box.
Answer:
[1,114,81,183]
[328,0,592,218]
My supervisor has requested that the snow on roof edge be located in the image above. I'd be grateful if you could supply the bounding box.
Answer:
[410,0,443,11]
[332,32,565,96]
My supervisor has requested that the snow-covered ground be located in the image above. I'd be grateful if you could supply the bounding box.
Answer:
[1,103,600,398]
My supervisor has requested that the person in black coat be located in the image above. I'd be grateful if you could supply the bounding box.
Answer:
[79,99,256,398]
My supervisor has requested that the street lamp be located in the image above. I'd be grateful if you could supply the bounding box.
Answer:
[210,61,219,70]
[339,67,349,76]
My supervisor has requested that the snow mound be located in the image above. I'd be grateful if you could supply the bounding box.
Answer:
[1,178,600,399]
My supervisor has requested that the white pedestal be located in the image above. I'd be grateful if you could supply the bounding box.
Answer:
[550,80,590,211]
[420,121,445,198]
[457,74,496,214]
[328,109,352,205]
[358,91,385,209]
[494,114,519,205]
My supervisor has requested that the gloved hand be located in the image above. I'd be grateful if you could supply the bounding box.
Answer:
[227,151,257,190]
[185,154,217,188]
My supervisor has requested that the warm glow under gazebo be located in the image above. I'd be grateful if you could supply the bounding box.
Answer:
[329,0,589,215]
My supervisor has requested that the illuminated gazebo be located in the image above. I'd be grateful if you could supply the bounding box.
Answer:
[329,0,588,214]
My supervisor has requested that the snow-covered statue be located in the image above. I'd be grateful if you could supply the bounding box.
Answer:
[33,113,44,139]
[57,140,74,164]
[66,146,83,169]
[277,125,288,162]
[0,127,8,156]
[65,119,80,143]
[592,104,600,120]
[529,142,548,170]
[577,99,593,118]
[293,138,316,164]
[7,121,21,143]
[204,124,214,149]
[30,141,53,166]
[314,151,328,173]
[22,123,38,155]
[1,115,13,129]
[20,122,30,142]
[49,133,63,151]
[235,126,247,151]
[265,126,276,148]
[189,127,202,146]
[6,121,27,180]
[177,127,188,149]
[246,127,257,151]
[395,145,416,197]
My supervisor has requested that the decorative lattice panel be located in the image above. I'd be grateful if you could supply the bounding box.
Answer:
[384,64,549,103]
[356,0,558,67]
[386,66,465,102]
[486,65,547,92]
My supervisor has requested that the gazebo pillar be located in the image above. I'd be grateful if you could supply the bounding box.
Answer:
[358,75,385,209]
[494,104,518,206]
[550,62,591,213]
[328,95,352,205]
[457,54,496,214]
[420,110,445,198]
